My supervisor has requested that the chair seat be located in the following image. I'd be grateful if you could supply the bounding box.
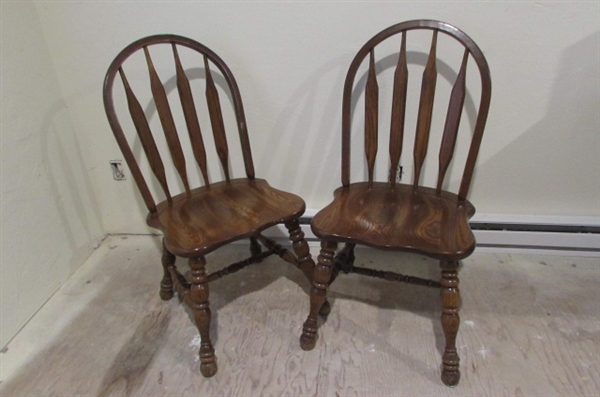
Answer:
[147,178,305,257]
[311,182,476,259]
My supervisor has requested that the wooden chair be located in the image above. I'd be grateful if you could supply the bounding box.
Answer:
[103,35,320,377]
[300,20,491,386]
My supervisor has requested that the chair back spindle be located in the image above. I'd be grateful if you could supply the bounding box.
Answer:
[204,55,231,183]
[119,67,172,203]
[365,49,379,187]
[340,20,491,201]
[144,46,191,196]
[413,30,438,189]
[389,32,408,187]
[437,49,469,195]
[103,35,257,212]
[172,44,210,187]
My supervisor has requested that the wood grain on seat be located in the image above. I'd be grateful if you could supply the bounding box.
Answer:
[148,179,305,257]
[311,182,475,259]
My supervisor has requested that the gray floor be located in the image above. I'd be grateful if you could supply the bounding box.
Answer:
[1,235,598,396]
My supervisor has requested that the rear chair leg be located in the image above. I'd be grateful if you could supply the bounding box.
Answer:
[160,240,175,301]
[440,260,461,386]
[300,240,337,350]
[188,256,217,377]
[249,236,262,256]
[284,219,330,315]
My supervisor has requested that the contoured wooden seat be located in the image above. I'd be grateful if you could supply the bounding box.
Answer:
[103,34,317,377]
[301,20,491,386]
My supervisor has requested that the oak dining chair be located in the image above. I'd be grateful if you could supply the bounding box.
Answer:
[299,20,491,386]
[103,34,324,377]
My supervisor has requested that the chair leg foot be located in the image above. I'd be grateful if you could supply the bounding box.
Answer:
[441,360,460,386]
[300,240,337,351]
[188,256,218,378]
[199,343,218,377]
[160,240,175,301]
[300,317,318,351]
[440,260,461,386]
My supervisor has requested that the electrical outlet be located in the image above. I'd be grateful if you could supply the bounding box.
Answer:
[109,160,126,181]
[388,164,404,183]
[396,164,404,183]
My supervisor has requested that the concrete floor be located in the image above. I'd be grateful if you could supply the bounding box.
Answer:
[1,235,598,396]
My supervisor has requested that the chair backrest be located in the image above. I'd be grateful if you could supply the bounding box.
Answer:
[341,20,491,201]
[103,35,255,213]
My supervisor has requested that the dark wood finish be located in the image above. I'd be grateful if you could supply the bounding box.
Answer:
[103,34,316,377]
[413,30,437,187]
[303,20,491,387]
[437,49,468,194]
[160,239,175,301]
[440,260,461,385]
[144,47,191,196]
[300,240,337,351]
[389,32,408,186]
[188,256,217,377]
[365,50,379,186]
[173,44,211,187]
[204,55,231,182]
[119,67,172,202]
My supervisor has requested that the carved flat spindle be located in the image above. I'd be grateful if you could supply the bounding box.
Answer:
[440,260,461,386]
[119,67,172,202]
[389,32,408,186]
[437,49,469,194]
[413,30,438,187]
[300,240,337,350]
[143,47,191,195]
[187,256,217,377]
[160,240,175,300]
[365,49,379,187]
[172,44,211,187]
[204,55,231,182]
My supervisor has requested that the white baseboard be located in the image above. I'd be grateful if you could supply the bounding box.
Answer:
[262,213,600,257]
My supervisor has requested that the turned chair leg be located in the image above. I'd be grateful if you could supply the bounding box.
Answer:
[440,260,461,386]
[188,256,217,377]
[285,219,330,316]
[300,240,337,350]
[160,239,175,301]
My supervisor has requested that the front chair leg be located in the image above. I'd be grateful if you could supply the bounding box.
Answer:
[160,239,175,301]
[188,256,217,377]
[440,260,461,386]
[300,240,337,350]
[284,219,330,316]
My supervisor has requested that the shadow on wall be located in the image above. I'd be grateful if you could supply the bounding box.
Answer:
[256,42,482,207]
[255,55,349,203]
[42,98,105,265]
[467,31,600,216]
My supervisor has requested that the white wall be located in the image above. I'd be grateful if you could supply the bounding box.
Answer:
[33,1,598,233]
[1,1,598,346]
[0,3,104,348]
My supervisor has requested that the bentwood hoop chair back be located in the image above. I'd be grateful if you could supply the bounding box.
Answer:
[300,20,491,386]
[103,34,317,377]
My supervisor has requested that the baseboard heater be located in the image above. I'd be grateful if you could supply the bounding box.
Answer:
[270,214,600,257]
